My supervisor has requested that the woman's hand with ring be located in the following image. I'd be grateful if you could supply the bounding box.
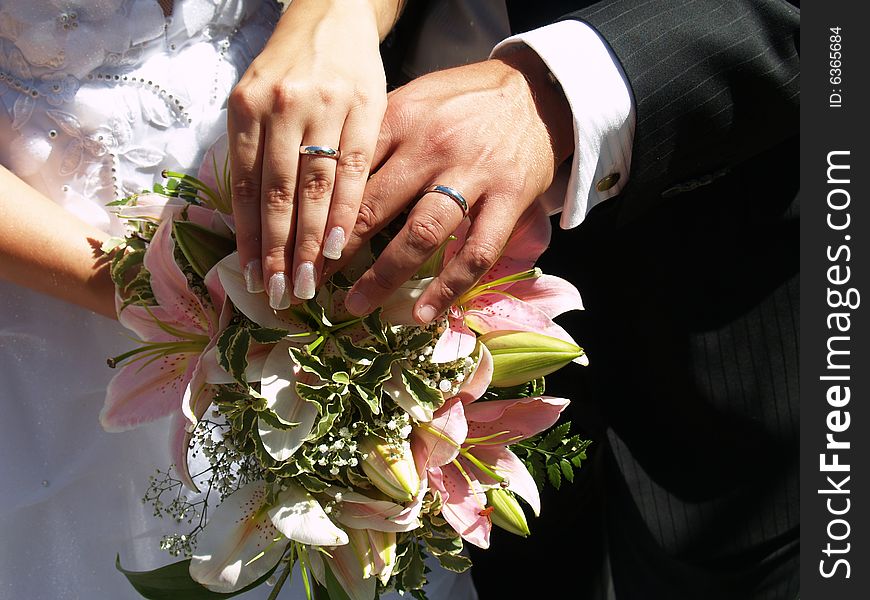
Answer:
[227,0,398,308]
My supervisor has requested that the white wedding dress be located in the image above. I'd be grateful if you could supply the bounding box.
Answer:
[0,2,476,599]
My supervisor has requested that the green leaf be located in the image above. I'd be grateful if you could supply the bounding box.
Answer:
[546,462,562,490]
[353,384,381,415]
[356,352,400,389]
[172,220,235,279]
[324,560,353,600]
[362,309,388,345]
[217,325,251,383]
[560,458,574,483]
[115,555,279,599]
[331,371,350,385]
[399,543,427,592]
[432,551,472,573]
[306,397,345,442]
[110,248,145,286]
[289,347,333,383]
[295,473,331,494]
[422,536,462,556]
[249,327,290,344]
[540,422,571,452]
[257,408,300,431]
[401,368,444,412]
[403,331,434,353]
[334,336,379,365]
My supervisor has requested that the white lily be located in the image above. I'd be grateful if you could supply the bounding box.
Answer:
[190,481,349,594]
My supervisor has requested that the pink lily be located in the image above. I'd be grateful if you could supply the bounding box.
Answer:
[100,201,224,432]
[412,385,569,548]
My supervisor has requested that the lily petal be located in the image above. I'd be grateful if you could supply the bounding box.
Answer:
[455,343,493,404]
[431,316,476,364]
[465,295,579,346]
[322,543,377,600]
[481,203,551,283]
[328,489,422,533]
[503,274,584,318]
[258,342,318,461]
[189,481,286,593]
[144,216,213,335]
[464,397,569,444]
[216,253,312,336]
[412,397,467,469]
[200,341,272,385]
[380,278,432,326]
[430,466,491,549]
[100,352,196,432]
[469,446,541,516]
[267,483,348,546]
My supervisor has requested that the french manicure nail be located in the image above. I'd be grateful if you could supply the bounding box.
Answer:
[293,261,317,300]
[417,304,437,324]
[345,290,371,316]
[322,227,345,260]
[268,272,291,310]
[244,260,265,293]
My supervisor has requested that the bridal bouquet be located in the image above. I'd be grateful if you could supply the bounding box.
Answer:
[102,138,590,599]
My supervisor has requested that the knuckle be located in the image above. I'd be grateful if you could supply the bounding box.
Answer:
[368,265,397,293]
[296,234,323,258]
[271,82,301,112]
[337,150,369,179]
[262,245,287,268]
[465,240,502,275]
[405,216,445,256]
[228,85,258,119]
[231,177,261,207]
[262,183,294,211]
[353,198,380,238]
[434,277,460,304]
[300,168,334,202]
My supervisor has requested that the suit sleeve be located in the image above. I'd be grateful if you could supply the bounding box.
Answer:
[563,0,800,222]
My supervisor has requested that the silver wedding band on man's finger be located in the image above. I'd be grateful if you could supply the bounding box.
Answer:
[422,184,469,217]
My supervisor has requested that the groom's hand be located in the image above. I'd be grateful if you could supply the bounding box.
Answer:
[333,48,574,323]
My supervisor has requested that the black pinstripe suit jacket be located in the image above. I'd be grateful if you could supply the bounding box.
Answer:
[384,2,800,598]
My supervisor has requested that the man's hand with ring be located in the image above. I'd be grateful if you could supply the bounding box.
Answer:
[332,48,575,324]
[227,0,400,308]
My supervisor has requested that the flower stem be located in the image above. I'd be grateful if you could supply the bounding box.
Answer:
[267,545,295,600]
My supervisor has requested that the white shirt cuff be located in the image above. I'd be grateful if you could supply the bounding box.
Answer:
[491,20,636,229]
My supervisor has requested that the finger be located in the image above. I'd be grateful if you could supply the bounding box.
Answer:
[415,195,523,322]
[345,175,478,318]
[321,150,418,281]
[321,105,384,265]
[260,118,303,310]
[292,131,342,301]
[227,84,266,294]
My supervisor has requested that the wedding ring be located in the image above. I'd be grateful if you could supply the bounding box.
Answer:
[424,184,469,217]
[299,145,340,159]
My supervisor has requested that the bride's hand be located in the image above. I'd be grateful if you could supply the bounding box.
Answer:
[228,0,397,308]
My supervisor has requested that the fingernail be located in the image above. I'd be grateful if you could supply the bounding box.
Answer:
[417,304,438,324]
[322,227,345,260]
[268,272,291,310]
[293,261,317,300]
[244,260,265,293]
[345,290,371,316]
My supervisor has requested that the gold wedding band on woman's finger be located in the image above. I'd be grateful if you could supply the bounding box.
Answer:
[422,184,469,217]
[299,145,340,159]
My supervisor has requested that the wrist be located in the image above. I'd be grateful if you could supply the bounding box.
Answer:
[495,47,574,165]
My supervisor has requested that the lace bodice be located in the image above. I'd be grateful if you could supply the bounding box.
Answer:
[0,0,280,234]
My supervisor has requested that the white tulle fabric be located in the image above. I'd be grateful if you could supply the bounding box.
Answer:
[0,1,280,598]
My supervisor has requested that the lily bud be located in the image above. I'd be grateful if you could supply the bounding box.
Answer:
[486,488,530,537]
[368,530,397,584]
[345,527,375,580]
[481,331,583,387]
[359,437,420,503]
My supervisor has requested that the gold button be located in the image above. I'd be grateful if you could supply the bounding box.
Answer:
[596,172,621,192]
